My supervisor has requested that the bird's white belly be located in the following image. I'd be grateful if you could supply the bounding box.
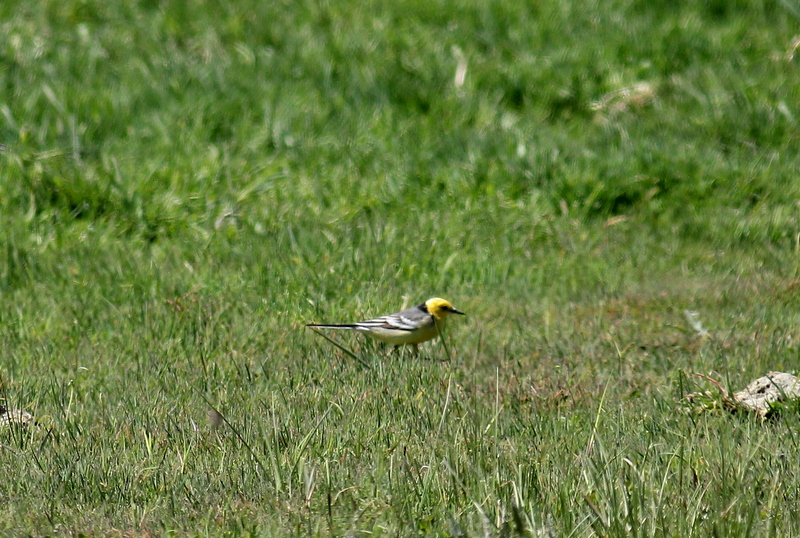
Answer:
[360,322,440,345]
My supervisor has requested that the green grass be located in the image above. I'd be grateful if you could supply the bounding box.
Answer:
[2,0,800,535]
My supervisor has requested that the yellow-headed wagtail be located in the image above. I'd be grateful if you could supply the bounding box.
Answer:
[307,297,465,355]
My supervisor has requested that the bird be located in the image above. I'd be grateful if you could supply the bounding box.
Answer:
[306,297,466,355]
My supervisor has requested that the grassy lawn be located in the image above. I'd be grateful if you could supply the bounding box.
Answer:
[2,0,800,535]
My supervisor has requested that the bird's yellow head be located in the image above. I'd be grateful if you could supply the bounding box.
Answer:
[425,297,466,320]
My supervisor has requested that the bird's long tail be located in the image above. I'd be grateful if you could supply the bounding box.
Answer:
[305,323,359,330]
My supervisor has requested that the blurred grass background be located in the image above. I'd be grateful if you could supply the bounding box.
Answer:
[2,0,800,535]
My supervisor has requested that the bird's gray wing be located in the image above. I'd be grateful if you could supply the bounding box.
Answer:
[357,306,431,331]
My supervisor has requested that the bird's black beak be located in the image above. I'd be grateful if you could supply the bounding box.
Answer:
[450,307,466,315]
